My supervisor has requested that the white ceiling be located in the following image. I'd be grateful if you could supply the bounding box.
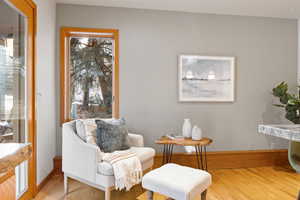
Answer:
[56,0,300,19]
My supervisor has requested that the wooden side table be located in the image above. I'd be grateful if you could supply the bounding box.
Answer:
[155,137,213,170]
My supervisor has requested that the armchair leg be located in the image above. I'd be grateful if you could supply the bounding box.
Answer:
[105,187,111,200]
[201,190,207,200]
[64,174,68,194]
[146,190,153,200]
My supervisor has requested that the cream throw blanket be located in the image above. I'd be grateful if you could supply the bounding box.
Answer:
[102,150,143,191]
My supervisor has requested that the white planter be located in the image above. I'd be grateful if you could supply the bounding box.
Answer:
[192,126,202,140]
[182,119,192,138]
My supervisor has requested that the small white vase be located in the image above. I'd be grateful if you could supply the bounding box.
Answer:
[182,119,192,138]
[192,126,202,140]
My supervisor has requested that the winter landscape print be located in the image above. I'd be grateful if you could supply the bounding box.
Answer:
[178,55,235,102]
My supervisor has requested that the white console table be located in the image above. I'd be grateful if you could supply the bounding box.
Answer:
[258,124,300,172]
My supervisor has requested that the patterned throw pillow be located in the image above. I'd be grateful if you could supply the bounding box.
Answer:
[75,118,117,144]
[75,119,99,144]
[95,119,130,153]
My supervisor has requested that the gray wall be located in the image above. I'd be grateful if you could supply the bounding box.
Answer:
[56,4,298,155]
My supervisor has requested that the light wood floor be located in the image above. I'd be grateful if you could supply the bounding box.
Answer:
[34,166,300,200]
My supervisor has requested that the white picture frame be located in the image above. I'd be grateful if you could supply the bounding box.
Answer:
[178,55,235,102]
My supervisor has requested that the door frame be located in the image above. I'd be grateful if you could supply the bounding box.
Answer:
[6,0,37,199]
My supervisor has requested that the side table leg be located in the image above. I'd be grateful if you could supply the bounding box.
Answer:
[162,144,174,164]
[162,144,166,165]
[195,145,201,169]
[166,144,170,163]
[200,146,204,170]
[168,144,174,162]
[204,146,208,171]
[162,144,172,165]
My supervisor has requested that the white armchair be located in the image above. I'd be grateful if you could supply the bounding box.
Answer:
[62,120,155,200]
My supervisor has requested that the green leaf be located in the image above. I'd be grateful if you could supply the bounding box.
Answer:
[272,82,300,124]
[272,81,288,98]
[273,104,285,108]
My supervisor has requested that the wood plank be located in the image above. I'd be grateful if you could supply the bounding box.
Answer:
[0,172,15,200]
[37,169,56,193]
[34,166,300,200]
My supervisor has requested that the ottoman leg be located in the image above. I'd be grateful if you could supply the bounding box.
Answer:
[201,190,207,200]
[105,187,111,200]
[64,174,68,194]
[146,190,154,200]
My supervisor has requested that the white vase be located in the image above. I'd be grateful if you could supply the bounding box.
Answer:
[192,126,202,140]
[182,119,192,138]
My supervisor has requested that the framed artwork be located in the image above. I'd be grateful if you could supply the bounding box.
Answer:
[178,55,235,102]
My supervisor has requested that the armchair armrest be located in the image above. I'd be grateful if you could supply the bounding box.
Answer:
[62,121,98,183]
[128,133,144,147]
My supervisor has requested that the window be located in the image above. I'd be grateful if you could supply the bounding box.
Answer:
[60,27,119,123]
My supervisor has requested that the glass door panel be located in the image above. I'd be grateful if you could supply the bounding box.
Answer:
[0,0,28,198]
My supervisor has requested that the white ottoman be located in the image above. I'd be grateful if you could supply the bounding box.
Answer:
[142,164,212,200]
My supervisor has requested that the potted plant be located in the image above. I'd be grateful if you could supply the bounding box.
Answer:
[272,82,300,124]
